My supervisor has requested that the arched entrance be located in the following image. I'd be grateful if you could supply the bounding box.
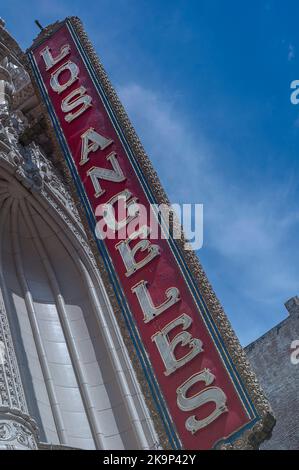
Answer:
[0,158,156,449]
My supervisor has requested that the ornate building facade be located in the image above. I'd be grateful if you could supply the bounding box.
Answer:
[0,18,159,450]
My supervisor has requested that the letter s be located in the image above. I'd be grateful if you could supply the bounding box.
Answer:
[177,368,228,434]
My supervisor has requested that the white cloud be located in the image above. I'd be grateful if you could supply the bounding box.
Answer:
[117,83,209,199]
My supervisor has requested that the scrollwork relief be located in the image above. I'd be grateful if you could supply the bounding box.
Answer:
[0,421,37,449]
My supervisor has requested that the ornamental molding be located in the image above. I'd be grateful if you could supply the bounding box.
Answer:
[0,411,38,450]
[0,77,98,289]
[0,298,28,413]
[0,143,97,272]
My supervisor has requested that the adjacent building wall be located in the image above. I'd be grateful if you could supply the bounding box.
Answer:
[245,296,299,449]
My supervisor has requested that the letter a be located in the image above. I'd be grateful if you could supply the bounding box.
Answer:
[80,128,113,166]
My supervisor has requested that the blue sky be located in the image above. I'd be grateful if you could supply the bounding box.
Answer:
[2,0,299,345]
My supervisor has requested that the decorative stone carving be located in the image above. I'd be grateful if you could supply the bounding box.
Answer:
[0,416,38,450]
[0,49,83,224]
[7,60,30,92]
[14,142,49,191]
[0,297,39,449]
[0,298,27,412]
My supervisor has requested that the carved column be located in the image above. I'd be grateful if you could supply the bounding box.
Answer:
[0,296,38,449]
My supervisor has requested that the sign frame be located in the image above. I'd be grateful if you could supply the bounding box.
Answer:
[26,16,274,449]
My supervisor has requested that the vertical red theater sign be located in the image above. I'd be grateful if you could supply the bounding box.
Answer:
[27,17,273,449]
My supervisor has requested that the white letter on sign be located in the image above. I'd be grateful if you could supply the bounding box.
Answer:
[80,128,113,166]
[177,369,228,434]
[152,314,203,376]
[50,60,79,94]
[116,226,160,277]
[87,152,126,198]
[132,280,180,323]
[40,44,71,70]
[61,86,92,122]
